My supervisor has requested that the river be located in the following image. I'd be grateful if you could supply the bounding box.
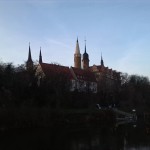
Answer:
[0,124,150,150]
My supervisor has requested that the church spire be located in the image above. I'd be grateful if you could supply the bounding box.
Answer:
[27,42,33,62]
[75,37,80,54]
[26,42,33,71]
[84,39,87,53]
[101,52,104,66]
[74,37,81,69]
[82,39,89,70]
[39,47,42,64]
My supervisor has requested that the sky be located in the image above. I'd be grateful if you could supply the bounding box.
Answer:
[0,0,150,78]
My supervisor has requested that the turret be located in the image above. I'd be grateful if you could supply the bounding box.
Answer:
[74,38,81,69]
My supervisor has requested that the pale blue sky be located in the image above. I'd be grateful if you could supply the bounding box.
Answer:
[0,0,150,78]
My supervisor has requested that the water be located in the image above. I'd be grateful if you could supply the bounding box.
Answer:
[0,125,150,150]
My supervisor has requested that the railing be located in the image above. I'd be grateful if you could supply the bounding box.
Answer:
[96,104,137,126]
[112,108,133,117]
[112,108,137,126]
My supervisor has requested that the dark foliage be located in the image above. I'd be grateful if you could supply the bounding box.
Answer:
[119,74,150,112]
[0,62,150,129]
[0,62,149,111]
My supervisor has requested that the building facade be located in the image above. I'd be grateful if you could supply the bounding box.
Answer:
[27,38,120,93]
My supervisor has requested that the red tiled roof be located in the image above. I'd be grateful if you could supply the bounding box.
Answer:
[89,65,120,80]
[89,65,105,72]
[71,67,96,82]
[90,65,120,74]
[40,63,73,79]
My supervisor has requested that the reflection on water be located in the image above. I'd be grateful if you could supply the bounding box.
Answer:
[0,125,150,150]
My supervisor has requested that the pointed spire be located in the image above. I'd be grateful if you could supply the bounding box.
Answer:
[83,38,88,58]
[26,42,33,71]
[28,42,33,62]
[75,37,80,54]
[101,52,104,66]
[39,47,42,64]
[82,38,89,70]
[84,38,86,53]
[74,37,81,68]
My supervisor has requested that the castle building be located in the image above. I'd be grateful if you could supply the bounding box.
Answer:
[28,38,120,93]
[73,38,120,90]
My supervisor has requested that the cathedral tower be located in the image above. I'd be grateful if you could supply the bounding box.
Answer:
[39,47,42,64]
[74,38,81,69]
[82,41,89,70]
[26,43,33,70]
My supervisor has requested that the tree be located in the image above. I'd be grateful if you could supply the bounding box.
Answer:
[119,74,150,112]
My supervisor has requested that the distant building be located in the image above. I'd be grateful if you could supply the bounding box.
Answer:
[35,63,73,87]
[70,67,97,93]
[73,38,120,92]
[28,38,120,93]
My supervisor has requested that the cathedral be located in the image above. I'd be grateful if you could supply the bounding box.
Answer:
[26,39,121,93]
